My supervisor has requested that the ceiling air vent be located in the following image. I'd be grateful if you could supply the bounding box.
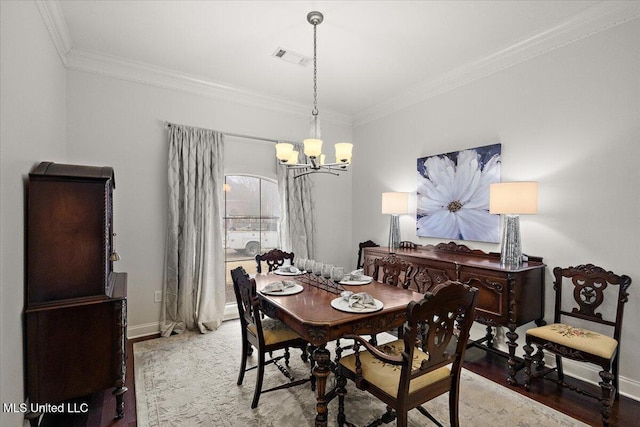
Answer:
[272,47,311,66]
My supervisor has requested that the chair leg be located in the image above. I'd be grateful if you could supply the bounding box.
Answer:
[533,345,545,371]
[238,339,249,385]
[336,374,347,427]
[396,410,408,427]
[599,370,615,426]
[555,354,564,381]
[523,342,534,391]
[449,376,460,427]
[251,351,266,409]
[284,346,291,366]
[300,344,309,363]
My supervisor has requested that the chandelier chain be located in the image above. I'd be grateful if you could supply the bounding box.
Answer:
[312,22,318,117]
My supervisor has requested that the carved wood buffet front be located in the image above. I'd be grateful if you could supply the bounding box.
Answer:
[363,242,546,385]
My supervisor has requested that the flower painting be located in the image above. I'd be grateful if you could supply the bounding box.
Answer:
[417,143,501,243]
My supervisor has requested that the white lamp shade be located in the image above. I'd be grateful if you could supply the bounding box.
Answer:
[382,192,409,215]
[286,150,299,165]
[489,182,538,214]
[275,143,294,161]
[334,143,353,163]
[303,138,323,157]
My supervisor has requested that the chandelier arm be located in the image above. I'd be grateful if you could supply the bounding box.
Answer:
[295,170,339,179]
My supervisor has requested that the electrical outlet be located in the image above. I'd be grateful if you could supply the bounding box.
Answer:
[154,291,162,303]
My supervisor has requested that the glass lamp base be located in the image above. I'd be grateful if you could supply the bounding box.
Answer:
[500,214,522,269]
[388,214,400,253]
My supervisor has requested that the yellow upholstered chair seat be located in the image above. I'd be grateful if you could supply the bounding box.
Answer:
[339,339,450,398]
[527,323,618,360]
[248,318,301,345]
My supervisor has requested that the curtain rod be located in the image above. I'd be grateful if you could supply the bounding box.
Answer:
[164,121,297,145]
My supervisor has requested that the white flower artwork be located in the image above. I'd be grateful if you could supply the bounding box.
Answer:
[417,144,501,243]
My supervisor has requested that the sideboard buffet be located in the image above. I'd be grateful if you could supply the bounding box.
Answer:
[363,242,546,385]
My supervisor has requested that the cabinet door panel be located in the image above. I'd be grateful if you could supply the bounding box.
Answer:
[28,179,109,302]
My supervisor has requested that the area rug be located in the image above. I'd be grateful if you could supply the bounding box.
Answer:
[134,320,587,427]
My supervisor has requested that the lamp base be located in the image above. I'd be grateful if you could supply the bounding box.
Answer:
[500,214,522,269]
[388,214,400,253]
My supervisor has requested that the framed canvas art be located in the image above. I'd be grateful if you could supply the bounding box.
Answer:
[416,143,501,243]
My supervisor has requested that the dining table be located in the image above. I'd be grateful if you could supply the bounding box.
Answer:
[254,271,424,427]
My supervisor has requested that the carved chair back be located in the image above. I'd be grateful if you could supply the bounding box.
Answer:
[231,266,264,343]
[553,264,631,343]
[337,281,479,427]
[255,249,294,273]
[357,240,379,270]
[373,254,412,288]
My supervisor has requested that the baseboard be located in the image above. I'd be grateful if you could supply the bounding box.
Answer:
[127,305,239,339]
[128,322,161,339]
[468,324,640,401]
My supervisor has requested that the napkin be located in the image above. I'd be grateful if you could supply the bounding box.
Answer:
[263,280,297,292]
[348,292,377,309]
[278,266,300,273]
[348,269,367,281]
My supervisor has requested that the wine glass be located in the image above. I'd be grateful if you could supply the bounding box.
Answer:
[312,261,324,277]
[331,266,345,282]
[295,257,306,270]
[322,264,333,280]
[305,259,315,273]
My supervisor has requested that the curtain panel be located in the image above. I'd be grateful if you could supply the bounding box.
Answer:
[162,124,225,335]
[277,142,315,260]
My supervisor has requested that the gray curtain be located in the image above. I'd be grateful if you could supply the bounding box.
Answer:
[277,142,315,259]
[162,124,225,335]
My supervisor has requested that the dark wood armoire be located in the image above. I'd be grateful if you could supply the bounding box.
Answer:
[25,162,127,425]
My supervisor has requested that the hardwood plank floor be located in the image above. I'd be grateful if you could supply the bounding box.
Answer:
[37,336,639,426]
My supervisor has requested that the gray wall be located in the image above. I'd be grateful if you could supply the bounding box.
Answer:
[1,1,67,425]
[352,18,640,398]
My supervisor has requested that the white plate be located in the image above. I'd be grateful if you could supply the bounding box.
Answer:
[330,297,383,313]
[274,269,305,276]
[260,283,304,296]
[339,275,373,285]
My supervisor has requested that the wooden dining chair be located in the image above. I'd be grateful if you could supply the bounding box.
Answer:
[523,264,631,426]
[231,266,310,408]
[255,248,294,273]
[356,240,379,270]
[373,254,413,289]
[336,281,479,427]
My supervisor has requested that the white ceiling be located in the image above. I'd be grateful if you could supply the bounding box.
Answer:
[50,1,638,124]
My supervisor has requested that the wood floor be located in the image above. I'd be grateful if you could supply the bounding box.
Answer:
[37,336,639,427]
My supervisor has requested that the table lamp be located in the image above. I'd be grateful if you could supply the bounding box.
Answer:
[489,182,538,269]
[381,192,409,253]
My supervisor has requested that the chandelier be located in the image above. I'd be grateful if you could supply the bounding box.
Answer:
[275,11,353,178]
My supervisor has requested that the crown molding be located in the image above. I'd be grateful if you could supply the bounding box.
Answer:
[352,1,640,127]
[66,48,353,128]
[35,0,71,67]
[36,0,639,130]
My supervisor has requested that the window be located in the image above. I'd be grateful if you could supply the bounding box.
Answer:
[224,175,280,304]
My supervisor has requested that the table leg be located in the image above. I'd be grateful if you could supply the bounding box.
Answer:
[506,322,519,385]
[312,345,332,427]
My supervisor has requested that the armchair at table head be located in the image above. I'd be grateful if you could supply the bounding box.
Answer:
[336,280,479,427]
[230,266,309,408]
[255,248,294,273]
[523,263,631,426]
